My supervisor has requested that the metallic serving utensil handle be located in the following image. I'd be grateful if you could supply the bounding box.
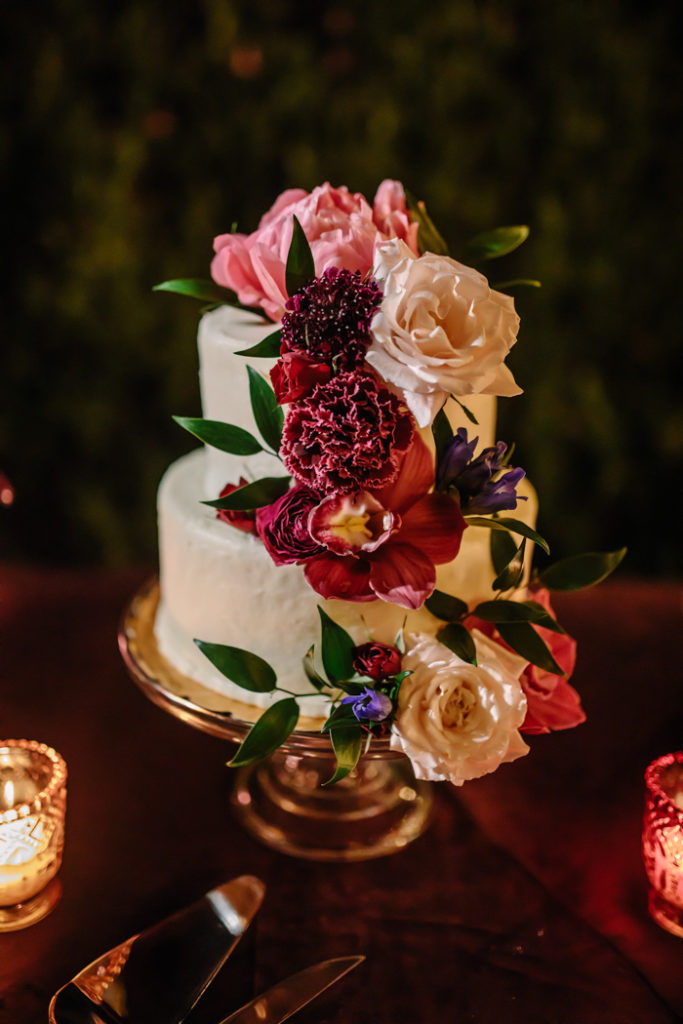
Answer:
[218,955,365,1024]
[49,874,265,1024]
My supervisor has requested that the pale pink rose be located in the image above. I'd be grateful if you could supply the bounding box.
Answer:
[468,586,584,735]
[390,631,529,785]
[212,181,418,321]
[367,239,522,427]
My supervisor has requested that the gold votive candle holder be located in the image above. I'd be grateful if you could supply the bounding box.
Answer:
[642,751,683,938]
[0,739,67,932]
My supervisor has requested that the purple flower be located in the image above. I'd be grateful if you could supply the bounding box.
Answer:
[341,687,393,723]
[437,428,526,515]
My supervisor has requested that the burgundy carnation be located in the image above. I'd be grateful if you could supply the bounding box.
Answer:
[270,352,332,404]
[255,485,324,565]
[280,370,414,494]
[281,268,382,370]
[353,642,402,681]
[216,478,257,535]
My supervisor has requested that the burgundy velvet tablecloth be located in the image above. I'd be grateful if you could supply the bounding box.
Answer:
[1,566,682,1023]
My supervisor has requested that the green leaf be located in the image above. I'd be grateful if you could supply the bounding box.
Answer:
[247,366,284,452]
[437,623,477,665]
[425,589,469,622]
[325,723,364,785]
[539,548,627,591]
[492,537,526,592]
[490,528,518,576]
[321,701,357,733]
[302,645,328,692]
[229,698,300,767]
[473,599,551,625]
[496,622,564,675]
[451,396,479,425]
[318,607,355,683]
[464,226,530,261]
[493,279,542,290]
[405,192,449,256]
[520,600,566,634]
[203,476,291,511]
[194,640,277,692]
[173,416,263,456]
[465,516,550,556]
[153,278,237,303]
[431,406,452,463]
[235,329,282,358]
[285,215,315,296]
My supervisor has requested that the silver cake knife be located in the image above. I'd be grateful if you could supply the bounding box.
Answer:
[49,874,265,1024]
[218,955,365,1024]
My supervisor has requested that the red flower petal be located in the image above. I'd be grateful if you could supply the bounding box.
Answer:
[369,543,436,609]
[309,491,398,555]
[304,552,375,602]
[374,433,434,513]
[399,494,466,565]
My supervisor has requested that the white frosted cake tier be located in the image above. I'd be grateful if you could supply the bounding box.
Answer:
[155,447,537,716]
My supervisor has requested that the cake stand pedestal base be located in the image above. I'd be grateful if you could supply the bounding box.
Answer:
[232,750,432,861]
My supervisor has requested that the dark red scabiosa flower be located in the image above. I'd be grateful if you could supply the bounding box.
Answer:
[303,435,467,609]
[281,267,382,370]
[216,478,257,534]
[255,485,325,565]
[270,352,332,404]
[353,642,402,681]
[281,370,414,494]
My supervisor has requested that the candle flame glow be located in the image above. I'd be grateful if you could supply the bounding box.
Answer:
[2,780,15,809]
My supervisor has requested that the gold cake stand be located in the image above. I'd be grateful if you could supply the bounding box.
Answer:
[118,579,432,860]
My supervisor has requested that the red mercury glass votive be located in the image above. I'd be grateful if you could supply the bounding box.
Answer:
[642,751,683,938]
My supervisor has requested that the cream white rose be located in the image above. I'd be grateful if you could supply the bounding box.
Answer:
[390,630,529,785]
[367,239,522,427]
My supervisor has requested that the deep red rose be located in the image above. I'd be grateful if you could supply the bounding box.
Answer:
[270,352,332,404]
[353,642,402,681]
[280,370,414,494]
[255,484,324,565]
[216,478,257,534]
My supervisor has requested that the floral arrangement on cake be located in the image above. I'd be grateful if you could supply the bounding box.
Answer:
[157,181,625,786]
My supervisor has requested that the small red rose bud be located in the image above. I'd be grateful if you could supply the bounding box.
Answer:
[352,641,402,681]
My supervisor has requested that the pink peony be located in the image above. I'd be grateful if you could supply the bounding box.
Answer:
[280,370,414,494]
[211,181,418,321]
[303,435,466,609]
[469,587,584,735]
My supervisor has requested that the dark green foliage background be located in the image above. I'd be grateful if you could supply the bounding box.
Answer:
[2,1,681,572]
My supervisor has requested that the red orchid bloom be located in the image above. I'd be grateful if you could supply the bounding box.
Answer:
[303,435,466,609]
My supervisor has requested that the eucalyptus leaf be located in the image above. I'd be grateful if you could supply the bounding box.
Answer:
[464,225,530,261]
[492,537,526,592]
[405,192,449,255]
[437,623,477,665]
[473,599,551,625]
[425,589,469,622]
[490,528,518,576]
[173,416,263,456]
[539,548,627,591]
[450,396,479,425]
[203,476,291,511]
[318,607,355,683]
[325,723,363,785]
[302,645,328,692]
[465,516,550,555]
[235,329,282,358]
[496,622,564,675]
[286,215,315,296]
[153,278,238,303]
[229,698,300,767]
[247,366,285,452]
[493,279,542,290]
[194,640,277,692]
[431,406,452,463]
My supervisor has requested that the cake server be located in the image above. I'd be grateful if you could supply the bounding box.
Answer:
[218,955,365,1024]
[49,874,265,1024]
